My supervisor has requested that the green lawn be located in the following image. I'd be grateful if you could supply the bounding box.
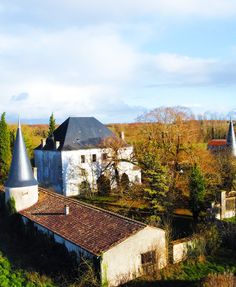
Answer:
[123,251,236,287]
[224,216,236,223]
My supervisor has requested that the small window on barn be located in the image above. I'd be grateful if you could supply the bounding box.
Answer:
[141,251,156,265]
[92,154,97,162]
[81,155,85,163]
[102,153,108,160]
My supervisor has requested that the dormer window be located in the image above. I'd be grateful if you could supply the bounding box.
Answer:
[92,154,97,162]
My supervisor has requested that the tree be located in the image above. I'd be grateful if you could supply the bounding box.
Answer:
[189,165,206,227]
[48,113,56,137]
[0,112,11,182]
[97,175,111,195]
[137,106,198,195]
[143,155,171,217]
[120,173,130,191]
[215,150,236,191]
[99,136,127,188]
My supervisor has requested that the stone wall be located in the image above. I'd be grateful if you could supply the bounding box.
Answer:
[101,226,167,287]
[34,150,63,193]
[214,191,236,219]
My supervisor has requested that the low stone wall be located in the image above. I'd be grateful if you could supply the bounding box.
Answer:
[215,191,236,219]
[171,235,203,264]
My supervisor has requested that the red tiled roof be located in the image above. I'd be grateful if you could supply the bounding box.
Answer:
[20,188,145,255]
[208,139,227,147]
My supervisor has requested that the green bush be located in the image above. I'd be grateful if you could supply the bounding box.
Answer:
[6,197,16,215]
[0,253,55,287]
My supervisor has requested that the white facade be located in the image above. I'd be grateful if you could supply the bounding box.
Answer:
[101,226,167,287]
[35,145,141,196]
[5,185,38,212]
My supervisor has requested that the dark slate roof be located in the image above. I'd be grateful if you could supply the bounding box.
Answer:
[226,120,236,146]
[20,188,146,255]
[36,117,114,151]
[5,121,38,188]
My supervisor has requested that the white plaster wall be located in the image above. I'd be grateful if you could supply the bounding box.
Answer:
[5,185,38,212]
[61,149,102,196]
[34,150,63,193]
[61,146,141,196]
[117,146,141,184]
[101,226,166,287]
[172,236,203,264]
[224,210,236,218]
[172,240,189,264]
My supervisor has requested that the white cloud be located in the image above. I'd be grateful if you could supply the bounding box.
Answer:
[2,0,236,26]
[148,53,218,85]
[1,21,236,122]
[0,26,139,84]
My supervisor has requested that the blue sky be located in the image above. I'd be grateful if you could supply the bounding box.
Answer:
[1,0,236,123]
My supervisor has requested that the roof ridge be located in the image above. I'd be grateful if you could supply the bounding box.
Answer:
[38,187,146,227]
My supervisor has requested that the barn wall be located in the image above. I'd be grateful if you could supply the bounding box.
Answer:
[101,226,166,287]
[34,150,63,193]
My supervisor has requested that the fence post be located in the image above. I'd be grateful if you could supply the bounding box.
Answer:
[221,191,226,219]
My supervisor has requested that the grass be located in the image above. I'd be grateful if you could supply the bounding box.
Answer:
[0,215,99,287]
[224,216,236,223]
[123,251,236,287]
[0,252,55,287]
[77,194,194,239]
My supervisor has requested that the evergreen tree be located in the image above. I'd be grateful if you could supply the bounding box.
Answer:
[48,113,56,137]
[189,164,206,227]
[143,153,171,217]
[0,112,11,182]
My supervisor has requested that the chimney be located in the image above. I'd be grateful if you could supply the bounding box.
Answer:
[33,167,38,180]
[64,205,69,215]
[41,138,46,148]
[120,131,125,141]
[55,141,60,150]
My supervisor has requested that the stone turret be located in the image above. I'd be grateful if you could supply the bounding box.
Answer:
[5,119,38,212]
[226,120,236,157]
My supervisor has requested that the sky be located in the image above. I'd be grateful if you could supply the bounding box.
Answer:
[1,0,236,124]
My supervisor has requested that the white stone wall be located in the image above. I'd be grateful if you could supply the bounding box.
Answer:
[101,226,167,287]
[35,145,141,196]
[5,185,38,212]
[34,150,63,193]
[61,146,141,196]
[172,236,204,264]
[117,146,141,185]
[172,239,190,264]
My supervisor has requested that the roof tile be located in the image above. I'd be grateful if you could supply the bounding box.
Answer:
[20,188,145,255]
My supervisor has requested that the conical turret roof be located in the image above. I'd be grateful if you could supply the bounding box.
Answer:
[5,120,38,188]
[226,120,236,157]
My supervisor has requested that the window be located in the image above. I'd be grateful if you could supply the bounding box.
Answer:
[102,153,108,160]
[92,154,97,162]
[141,250,156,275]
[141,251,156,265]
[81,155,85,163]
